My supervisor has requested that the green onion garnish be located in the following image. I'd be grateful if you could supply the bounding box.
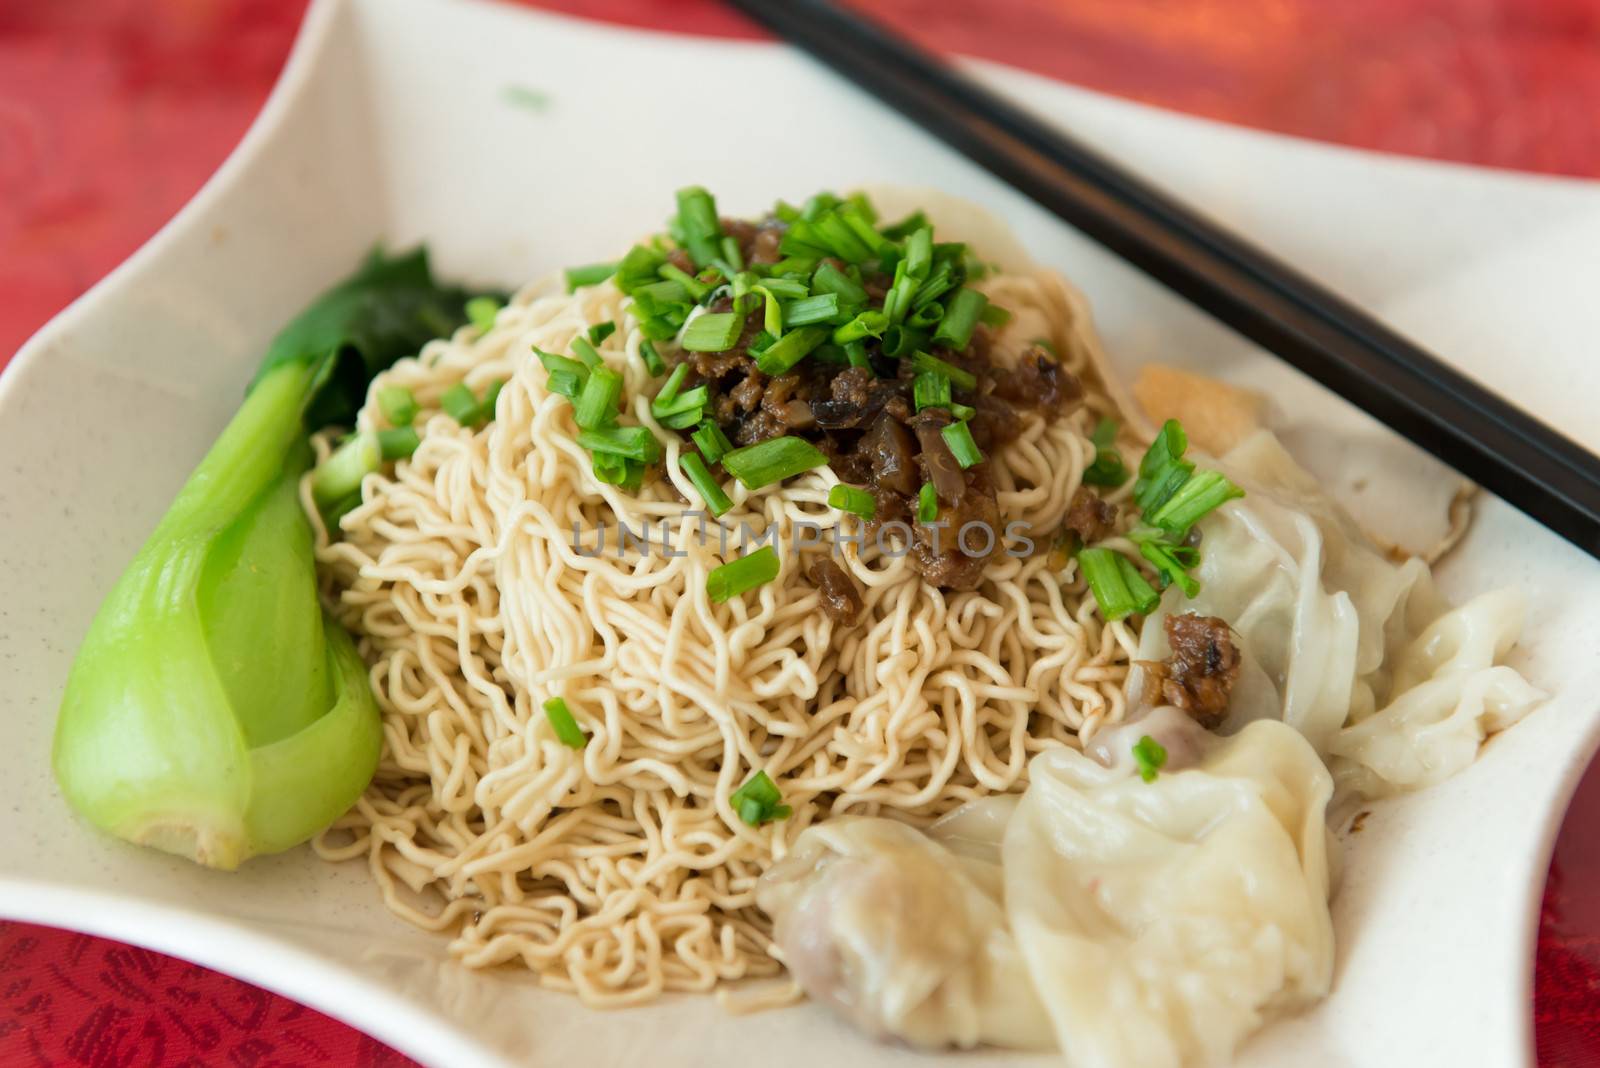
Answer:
[914,372,952,412]
[781,293,844,327]
[691,420,735,465]
[639,339,666,377]
[879,210,928,242]
[728,769,791,826]
[904,226,933,280]
[376,385,418,427]
[909,351,976,391]
[907,301,945,330]
[1078,548,1160,621]
[1147,469,1244,536]
[546,369,583,400]
[754,325,829,376]
[876,324,920,360]
[940,420,984,468]
[1083,418,1129,487]
[652,385,709,422]
[917,482,939,523]
[658,263,712,301]
[564,262,617,291]
[828,484,876,519]
[466,296,501,334]
[542,697,588,749]
[576,425,662,463]
[720,435,828,490]
[932,287,989,350]
[655,362,690,406]
[832,310,889,345]
[844,340,872,370]
[757,277,808,300]
[574,366,623,430]
[1132,528,1201,597]
[1133,419,1194,513]
[441,382,480,425]
[812,261,868,305]
[675,185,725,268]
[614,244,666,294]
[1132,735,1168,782]
[680,452,733,517]
[311,432,381,508]
[707,545,782,604]
[377,426,420,461]
[979,304,1013,328]
[912,265,957,309]
[588,320,617,345]
[681,311,743,352]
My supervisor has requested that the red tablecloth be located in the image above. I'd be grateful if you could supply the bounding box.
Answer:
[3,1,1598,1064]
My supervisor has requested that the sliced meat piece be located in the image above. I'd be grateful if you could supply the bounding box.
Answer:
[808,559,863,627]
[1064,486,1117,544]
[909,468,1000,591]
[1144,613,1241,729]
[909,407,966,505]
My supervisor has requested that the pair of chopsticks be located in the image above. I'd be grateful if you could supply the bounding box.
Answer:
[727,0,1600,560]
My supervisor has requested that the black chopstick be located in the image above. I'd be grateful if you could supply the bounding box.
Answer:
[727,0,1600,559]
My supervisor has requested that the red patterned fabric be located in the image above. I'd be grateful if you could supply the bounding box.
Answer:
[2,1,1598,1065]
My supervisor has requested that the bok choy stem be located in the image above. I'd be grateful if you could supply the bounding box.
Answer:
[53,248,489,870]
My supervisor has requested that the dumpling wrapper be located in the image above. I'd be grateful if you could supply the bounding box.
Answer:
[756,720,1335,1066]
[1003,719,1335,1068]
[1130,429,1543,799]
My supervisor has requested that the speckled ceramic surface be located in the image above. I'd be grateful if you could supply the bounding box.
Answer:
[3,1,1600,1065]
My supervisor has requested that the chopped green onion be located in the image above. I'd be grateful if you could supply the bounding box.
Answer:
[933,287,989,350]
[719,235,744,273]
[912,265,957,308]
[658,263,712,301]
[813,211,873,262]
[477,380,504,422]
[721,435,828,490]
[675,186,725,268]
[1078,547,1157,621]
[564,261,617,291]
[756,285,784,336]
[311,432,380,508]
[832,310,889,345]
[914,372,952,412]
[828,484,876,519]
[614,244,666,294]
[639,339,666,376]
[691,420,735,465]
[729,769,790,826]
[907,301,945,329]
[844,340,872,370]
[880,324,927,359]
[917,482,939,523]
[680,452,733,517]
[979,304,1013,328]
[1147,469,1244,535]
[950,402,976,421]
[574,366,623,430]
[707,546,782,604]
[781,293,844,327]
[754,325,829,376]
[879,210,928,242]
[909,351,976,391]
[757,276,808,300]
[1133,420,1195,513]
[1133,530,1201,597]
[441,382,480,425]
[769,254,819,278]
[547,369,583,400]
[587,320,617,345]
[1132,735,1168,782]
[681,311,743,352]
[652,385,709,421]
[840,207,892,257]
[632,279,691,312]
[812,261,868,305]
[904,226,933,279]
[466,296,501,334]
[883,261,920,325]
[377,426,420,461]
[811,343,848,366]
[655,362,690,405]
[1083,418,1129,487]
[576,425,662,463]
[591,451,630,486]
[537,347,589,380]
[542,697,588,749]
[376,385,418,427]
[941,420,984,468]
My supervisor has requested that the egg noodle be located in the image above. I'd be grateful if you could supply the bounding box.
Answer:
[306,265,1137,1005]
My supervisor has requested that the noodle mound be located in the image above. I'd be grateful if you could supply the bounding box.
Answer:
[308,263,1136,1004]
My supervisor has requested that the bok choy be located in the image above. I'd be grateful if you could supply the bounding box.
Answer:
[53,248,485,870]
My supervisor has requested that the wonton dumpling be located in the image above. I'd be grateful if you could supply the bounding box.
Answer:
[1130,430,1542,798]
[1004,720,1335,1068]
[755,816,1054,1051]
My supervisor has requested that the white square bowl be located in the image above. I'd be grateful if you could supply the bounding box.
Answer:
[4,1,1600,1065]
